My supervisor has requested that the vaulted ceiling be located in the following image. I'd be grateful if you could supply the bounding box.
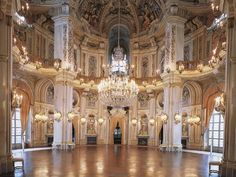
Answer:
[76,0,166,35]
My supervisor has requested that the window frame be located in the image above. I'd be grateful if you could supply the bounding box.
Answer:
[208,110,224,153]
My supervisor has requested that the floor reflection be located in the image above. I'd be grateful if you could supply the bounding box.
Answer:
[4,145,213,177]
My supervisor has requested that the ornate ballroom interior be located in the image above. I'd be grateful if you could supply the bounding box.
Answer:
[0,0,236,176]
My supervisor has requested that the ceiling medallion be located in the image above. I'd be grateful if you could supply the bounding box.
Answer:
[98,0,138,107]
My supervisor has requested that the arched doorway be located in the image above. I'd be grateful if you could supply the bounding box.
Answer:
[109,115,126,145]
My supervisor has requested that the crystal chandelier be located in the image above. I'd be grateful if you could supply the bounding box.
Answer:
[98,75,138,107]
[98,0,138,107]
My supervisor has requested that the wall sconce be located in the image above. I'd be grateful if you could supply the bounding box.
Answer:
[67,111,75,122]
[178,63,185,73]
[98,118,104,125]
[54,111,62,122]
[54,58,62,71]
[149,118,155,126]
[187,115,201,126]
[174,113,181,124]
[214,93,225,113]
[131,118,137,126]
[160,113,168,124]
[80,117,86,125]
[35,113,48,123]
[12,89,23,108]
[211,2,219,11]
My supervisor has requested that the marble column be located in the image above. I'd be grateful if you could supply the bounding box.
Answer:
[160,14,185,151]
[221,14,236,176]
[0,13,13,174]
[52,4,76,149]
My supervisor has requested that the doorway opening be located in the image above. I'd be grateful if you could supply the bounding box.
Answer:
[114,122,122,144]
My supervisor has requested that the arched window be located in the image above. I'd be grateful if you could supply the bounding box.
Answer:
[12,108,24,149]
[208,110,224,152]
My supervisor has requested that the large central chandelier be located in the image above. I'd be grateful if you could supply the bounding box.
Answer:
[98,0,139,107]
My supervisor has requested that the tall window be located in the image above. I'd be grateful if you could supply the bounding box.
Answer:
[208,110,224,152]
[12,108,23,149]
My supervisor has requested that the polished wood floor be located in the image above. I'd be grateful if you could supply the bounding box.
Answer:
[5,146,219,177]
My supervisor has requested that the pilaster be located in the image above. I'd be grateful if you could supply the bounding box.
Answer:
[52,3,76,149]
[0,13,13,174]
[164,14,186,72]
[221,14,236,176]
[160,72,183,151]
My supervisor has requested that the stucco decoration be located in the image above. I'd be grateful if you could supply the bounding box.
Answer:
[110,108,127,117]
[141,57,149,78]
[87,114,96,135]
[156,92,164,109]
[46,84,54,105]
[184,45,190,61]
[182,112,188,137]
[138,92,150,108]
[88,56,97,77]
[73,90,79,107]
[86,92,98,108]
[138,114,148,135]
[182,87,190,107]
[164,23,176,70]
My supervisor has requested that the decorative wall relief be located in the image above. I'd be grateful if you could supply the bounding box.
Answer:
[138,92,150,108]
[199,36,203,60]
[62,20,74,70]
[47,113,54,135]
[156,92,164,109]
[86,92,98,108]
[73,90,79,107]
[165,23,171,66]
[184,45,190,61]
[206,40,211,58]
[88,56,97,77]
[182,112,188,137]
[68,19,74,67]
[48,43,54,60]
[193,39,198,60]
[165,23,176,68]
[63,24,68,62]
[141,57,149,78]
[182,87,190,107]
[87,114,96,135]
[139,114,148,135]
[46,84,54,105]
[171,25,176,63]
[160,49,165,73]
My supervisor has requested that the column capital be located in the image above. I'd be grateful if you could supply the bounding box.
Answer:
[55,70,77,85]
[51,3,70,19]
[166,15,187,25]
[161,72,183,87]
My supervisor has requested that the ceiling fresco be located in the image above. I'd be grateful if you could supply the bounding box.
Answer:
[77,0,165,34]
